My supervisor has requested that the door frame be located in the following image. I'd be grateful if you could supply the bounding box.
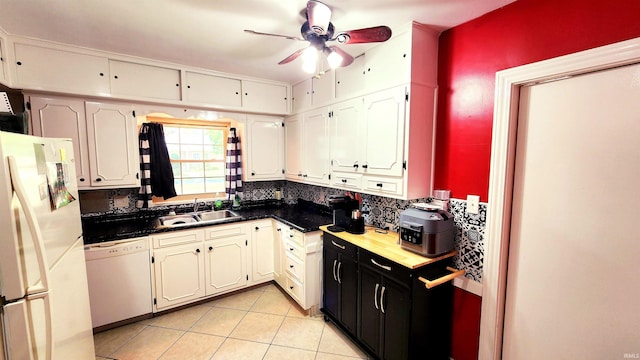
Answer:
[479,36,640,360]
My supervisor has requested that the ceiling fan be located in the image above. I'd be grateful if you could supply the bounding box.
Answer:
[244,0,392,73]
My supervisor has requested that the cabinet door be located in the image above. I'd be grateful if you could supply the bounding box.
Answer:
[322,242,340,320]
[272,221,285,286]
[251,220,274,283]
[246,116,284,181]
[29,96,91,188]
[339,256,358,334]
[0,38,6,84]
[154,243,205,310]
[359,265,382,355]
[284,114,303,180]
[381,279,411,360]
[85,101,139,187]
[109,60,181,100]
[242,80,288,114]
[205,235,248,295]
[292,79,312,113]
[363,86,406,177]
[312,71,335,106]
[329,98,363,173]
[302,108,330,185]
[184,71,242,107]
[335,54,365,100]
[363,31,411,90]
[14,43,110,95]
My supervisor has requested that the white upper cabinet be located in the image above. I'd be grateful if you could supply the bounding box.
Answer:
[184,72,242,108]
[311,71,335,107]
[292,78,312,113]
[109,60,181,101]
[85,101,140,188]
[241,80,288,114]
[302,108,330,185]
[362,86,406,177]
[14,43,110,95]
[284,114,303,180]
[329,97,364,173]
[334,54,365,100]
[30,96,91,186]
[245,115,285,181]
[0,36,6,84]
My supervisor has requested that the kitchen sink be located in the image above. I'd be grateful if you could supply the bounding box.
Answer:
[194,210,241,222]
[159,210,241,227]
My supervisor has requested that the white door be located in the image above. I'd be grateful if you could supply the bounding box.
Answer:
[330,98,363,173]
[85,101,139,187]
[302,108,330,184]
[285,115,303,180]
[251,220,274,283]
[204,236,247,296]
[362,86,406,176]
[154,243,205,309]
[246,116,284,181]
[502,63,640,359]
[29,96,91,188]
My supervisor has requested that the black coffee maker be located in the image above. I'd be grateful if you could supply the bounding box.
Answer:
[327,195,365,234]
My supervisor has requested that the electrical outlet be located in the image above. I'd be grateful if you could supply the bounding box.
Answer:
[466,195,480,214]
[384,223,394,231]
[114,195,130,208]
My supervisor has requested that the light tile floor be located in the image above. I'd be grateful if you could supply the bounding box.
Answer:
[94,283,369,360]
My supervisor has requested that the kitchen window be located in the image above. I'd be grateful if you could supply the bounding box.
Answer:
[146,117,229,202]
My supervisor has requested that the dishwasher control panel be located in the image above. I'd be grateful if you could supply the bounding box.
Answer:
[84,238,149,261]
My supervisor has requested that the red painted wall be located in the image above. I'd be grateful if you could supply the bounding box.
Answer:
[435,0,640,202]
[440,1,640,359]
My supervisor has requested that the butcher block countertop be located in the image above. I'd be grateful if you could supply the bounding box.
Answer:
[319,225,456,269]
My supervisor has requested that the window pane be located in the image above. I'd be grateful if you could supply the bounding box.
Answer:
[182,178,205,194]
[182,162,205,178]
[171,162,181,177]
[206,178,225,193]
[164,126,180,143]
[167,144,181,160]
[180,128,203,144]
[203,129,222,145]
[204,145,225,160]
[181,144,203,160]
[173,179,182,194]
[205,162,225,177]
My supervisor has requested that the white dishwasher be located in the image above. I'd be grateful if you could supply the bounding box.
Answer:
[84,237,153,328]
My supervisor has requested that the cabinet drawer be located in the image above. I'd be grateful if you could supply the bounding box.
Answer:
[204,223,246,240]
[323,233,357,260]
[359,249,411,285]
[152,229,204,248]
[283,227,303,246]
[331,173,362,189]
[363,176,404,196]
[284,240,304,261]
[285,253,304,282]
[285,274,304,302]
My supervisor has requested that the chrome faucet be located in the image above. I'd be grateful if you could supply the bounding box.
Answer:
[193,198,200,213]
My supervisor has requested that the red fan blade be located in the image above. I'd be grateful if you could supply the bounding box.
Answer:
[333,26,392,44]
[306,0,332,35]
[278,47,308,65]
[327,46,354,67]
[244,29,304,41]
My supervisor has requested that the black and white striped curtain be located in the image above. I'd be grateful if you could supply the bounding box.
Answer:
[137,123,177,208]
[225,127,243,199]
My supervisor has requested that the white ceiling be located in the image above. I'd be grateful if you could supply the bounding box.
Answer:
[0,0,516,85]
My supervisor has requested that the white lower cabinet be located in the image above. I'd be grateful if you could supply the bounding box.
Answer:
[205,235,248,296]
[151,229,206,310]
[250,220,275,284]
[273,221,323,311]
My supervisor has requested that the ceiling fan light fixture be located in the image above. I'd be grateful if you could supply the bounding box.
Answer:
[302,46,318,73]
[326,49,343,69]
[307,1,332,35]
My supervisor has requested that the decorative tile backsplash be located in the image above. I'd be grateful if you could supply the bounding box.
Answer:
[79,181,486,283]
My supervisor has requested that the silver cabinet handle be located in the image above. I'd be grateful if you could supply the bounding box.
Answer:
[380,286,386,314]
[332,259,337,281]
[331,240,345,250]
[337,262,342,284]
[374,283,379,310]
[371,258,391,271]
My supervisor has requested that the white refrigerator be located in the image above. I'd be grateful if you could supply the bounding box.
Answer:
[0,131,95,359]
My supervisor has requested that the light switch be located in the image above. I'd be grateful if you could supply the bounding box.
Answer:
[466,195,480,214]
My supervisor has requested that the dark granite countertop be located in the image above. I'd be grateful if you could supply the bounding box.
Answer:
[82,200,333,245]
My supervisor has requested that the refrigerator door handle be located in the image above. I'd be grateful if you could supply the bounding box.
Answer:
[27,290,54,360]
[7,156,51,293]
